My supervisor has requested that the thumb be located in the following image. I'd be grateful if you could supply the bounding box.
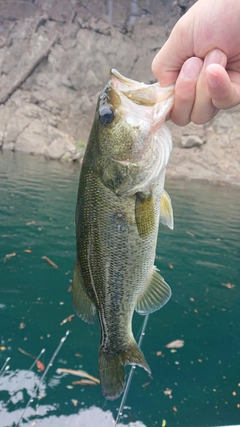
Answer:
[206,65,240,110]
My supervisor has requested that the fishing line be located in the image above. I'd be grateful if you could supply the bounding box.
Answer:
[15,330,70,427]
[115,314,149,426]
[0,357,10,377]
[6,349,45,406]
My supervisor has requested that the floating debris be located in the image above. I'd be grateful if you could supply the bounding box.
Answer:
[72,379,97,386]
[164,388,172,397]
[18,348,35,358]
[4,252,16,262]
[60,314,75,326]
[165,339,185,349]
[18,322,26,330]
[222,283,235,289]
[36,361,45,372]
[56,367,100,384]
[38,393,47,400]
[142,381,151,388]
[41,256,58,269]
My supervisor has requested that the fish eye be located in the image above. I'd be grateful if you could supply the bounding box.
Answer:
[99,105,115,125]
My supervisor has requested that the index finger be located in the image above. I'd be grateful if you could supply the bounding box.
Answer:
[151,21,195,87]
[152,43,185,86]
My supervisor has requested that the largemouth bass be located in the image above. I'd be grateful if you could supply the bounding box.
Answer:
[73,69,174,400]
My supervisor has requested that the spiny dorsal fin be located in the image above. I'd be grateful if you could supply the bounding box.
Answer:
[135,266,172,315]
[135,192,155,239]
[160,189,174,230]
[72,262,96,324]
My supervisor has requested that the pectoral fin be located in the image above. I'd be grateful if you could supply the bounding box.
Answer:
[135,266,172,315]
[72,262,96,324]
[160,189,174,230]
[135,192,155,239]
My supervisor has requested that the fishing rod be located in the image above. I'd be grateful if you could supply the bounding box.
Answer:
[115,314,150,426]
[0,357,10,377]
[16,330,70,427]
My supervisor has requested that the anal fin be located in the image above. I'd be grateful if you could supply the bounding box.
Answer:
[72,261,96,324]
[135,266,171,315]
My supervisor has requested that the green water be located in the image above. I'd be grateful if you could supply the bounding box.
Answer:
[0,151,239,427]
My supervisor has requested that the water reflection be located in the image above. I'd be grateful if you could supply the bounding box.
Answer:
[0,370,46,403]
[0,369,146,426]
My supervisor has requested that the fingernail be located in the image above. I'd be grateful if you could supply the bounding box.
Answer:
[182,57,203,80]
[204,48,227,68]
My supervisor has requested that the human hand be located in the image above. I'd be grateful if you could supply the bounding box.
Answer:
[152,0,240,125]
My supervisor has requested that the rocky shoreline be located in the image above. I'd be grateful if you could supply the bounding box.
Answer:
[0,0,239,187]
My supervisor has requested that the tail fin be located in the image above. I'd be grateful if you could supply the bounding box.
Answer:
[99,340,151,400]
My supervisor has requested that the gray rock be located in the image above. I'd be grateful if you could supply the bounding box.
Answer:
[2,142,15,150]
[15,119,48,154]
[181,134,205,148]
[44,137,76,160]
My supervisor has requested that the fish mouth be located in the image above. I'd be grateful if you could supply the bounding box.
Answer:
[110,68,145,88]
[109,68,174,107]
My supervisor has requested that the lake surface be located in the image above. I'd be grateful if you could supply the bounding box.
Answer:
[0,151,239,427]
